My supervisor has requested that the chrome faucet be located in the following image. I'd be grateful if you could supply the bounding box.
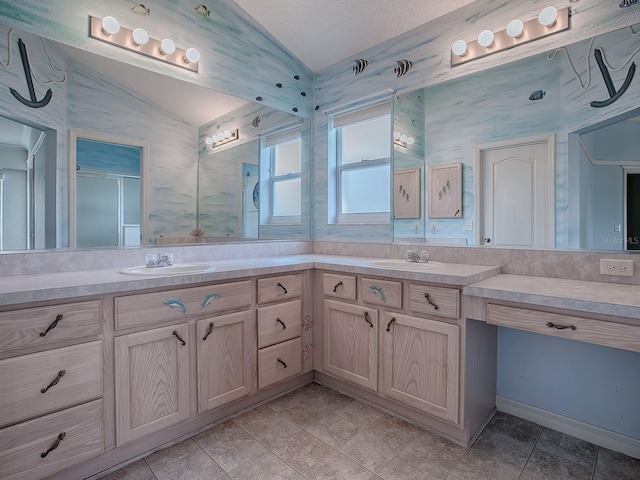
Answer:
[405,249,429,263]
[146,253,174,268]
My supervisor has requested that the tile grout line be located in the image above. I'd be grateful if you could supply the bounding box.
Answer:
[517,425,544,480]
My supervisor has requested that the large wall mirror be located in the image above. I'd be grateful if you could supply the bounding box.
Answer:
[393,22,640,252]
[0,24,311,252]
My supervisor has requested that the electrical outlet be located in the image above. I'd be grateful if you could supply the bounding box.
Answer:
[466,221,473,231]
[599,259,634,277]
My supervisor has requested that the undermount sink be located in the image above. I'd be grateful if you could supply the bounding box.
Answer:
[369,259,447,270]
[120,263,215,276]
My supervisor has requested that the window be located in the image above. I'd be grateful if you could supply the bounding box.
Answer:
[332,102,391,223]
[267,128,301,223]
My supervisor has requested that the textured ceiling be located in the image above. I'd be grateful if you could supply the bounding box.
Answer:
[231,0,478,71]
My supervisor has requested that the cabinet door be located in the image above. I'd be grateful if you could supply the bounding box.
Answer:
[115,324,190,446]
[379,312,460,423]
[323,300,378,391]
[197,311,252,412]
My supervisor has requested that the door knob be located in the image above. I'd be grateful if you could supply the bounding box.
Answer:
[484,238,491,243]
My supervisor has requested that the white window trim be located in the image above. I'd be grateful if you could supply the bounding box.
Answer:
[267,132,302,225]
[336,156,390,224]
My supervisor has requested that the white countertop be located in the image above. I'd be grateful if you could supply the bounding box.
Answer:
[464,274,640,320]
[0,255,500,307]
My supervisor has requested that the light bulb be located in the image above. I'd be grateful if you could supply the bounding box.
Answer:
[132,28,149,46]
[406,137,414,145]
[393,131,401,140]
[478,30,494,48]
[205,137,214,145]
[223,130,232,138]
[184,47,200,64]
[538,6,558,27]
[400,134,408,142]
[216,132,225,141]
[506,19,524,38]
[160,38,176,55]
[101,16,120,36]
[451,40,468,57]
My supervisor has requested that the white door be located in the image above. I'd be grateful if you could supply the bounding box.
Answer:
[478,135,554,248]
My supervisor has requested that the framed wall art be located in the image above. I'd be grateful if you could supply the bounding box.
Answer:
[428,162,462,218]
[393,167,420,219]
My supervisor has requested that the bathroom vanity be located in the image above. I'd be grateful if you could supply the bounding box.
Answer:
[0,255,639,479]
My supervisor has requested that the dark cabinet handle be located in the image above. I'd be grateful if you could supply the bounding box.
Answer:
[276,318,287,329]
[41,370,66,394]
[424,293,439,310]
[41,432,65,458]
[386,317,396,332]
[173,330,186,346]
[202,322,214,341]
[277,282,288,294]
[40,314,63,337]
[277,357,287,368]
[363,311,373,328]
[333,281,343,292]
[547,322,576,331]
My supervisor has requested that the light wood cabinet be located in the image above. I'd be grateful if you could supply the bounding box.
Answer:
[197,311,253,412]
[258,337,302,389]
[257,299,302,348]
[323,299,378,391]
[257,274,302,304]
[361,277,402,309]
[322,273,356,300]
[379,311,460,423]
[114,323,190,446]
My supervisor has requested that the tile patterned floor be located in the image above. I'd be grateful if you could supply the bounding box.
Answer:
[96,382,640,480]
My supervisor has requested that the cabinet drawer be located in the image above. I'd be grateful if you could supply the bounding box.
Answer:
[258,337,302,389]
[0,399,104,480]
[409,284,460,319]
[323,273,356,300]
[361,278,402,309]
[257,274,302,304]
[0,300,101,353]
[116,281,252,329]
[258,300,302,348]
[487,304,640,353]
[0,341,102,427]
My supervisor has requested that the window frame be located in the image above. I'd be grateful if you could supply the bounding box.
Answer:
[267,129,302,225]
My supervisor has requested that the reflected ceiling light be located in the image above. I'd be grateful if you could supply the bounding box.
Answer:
[206,129,239,148]
[132,27,149,46]
[538,6,558,27]
[477,30,494,48]
[450,7,569,67]
[159,38,176,55]
[451,39,468,57]
[506,19,524,38]
[101,16,120,36]
[184,47,200,64]
[223,130,232,138]
[205,137,214,145]
[89,16,199,72]
[393,131,414,148]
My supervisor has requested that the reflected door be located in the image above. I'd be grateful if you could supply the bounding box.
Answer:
[240,163,258,238]
[480,137,553,248]
[627,173,640,250]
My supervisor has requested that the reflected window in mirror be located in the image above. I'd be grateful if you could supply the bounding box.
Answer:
[331,102,391,224]
[265,128,301,224]
[69,131,148,248]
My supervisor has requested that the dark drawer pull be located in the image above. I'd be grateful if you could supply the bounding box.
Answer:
[386,317,396,332]
[173,330,186,345]
[40,314,63,337]
[333,281,343,292]
[202,322,214,341]
[547,322,576,331]
[41,370,66,394]
[277,282,288,294]
[277,357,287,368]
[424,293,439,310]
[276,318,287,329]
[41,432,65,458]
[363,311,373,328]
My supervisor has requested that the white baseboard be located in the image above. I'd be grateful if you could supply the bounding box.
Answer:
[496,396,640,459]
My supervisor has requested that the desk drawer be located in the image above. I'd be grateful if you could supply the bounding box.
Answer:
[486,304,640,353]
[0,341,102,427]
[116,281,252,329]
[0,399,104,480]
[0,301,101,353]
[361,278,402,309]
[258,337,302,389]
[409,284,460,319]
[258,274,302,304]
[258,300,302,348]
[322,273,356,300]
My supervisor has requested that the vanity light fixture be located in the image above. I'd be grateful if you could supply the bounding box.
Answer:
[450,6,569,67]
[205,129,239,148]
[393,130,414,148]
[89,16,200,72]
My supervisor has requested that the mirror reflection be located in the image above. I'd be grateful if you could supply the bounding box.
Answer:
[393,23,640,251]
[0,24,311,251]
